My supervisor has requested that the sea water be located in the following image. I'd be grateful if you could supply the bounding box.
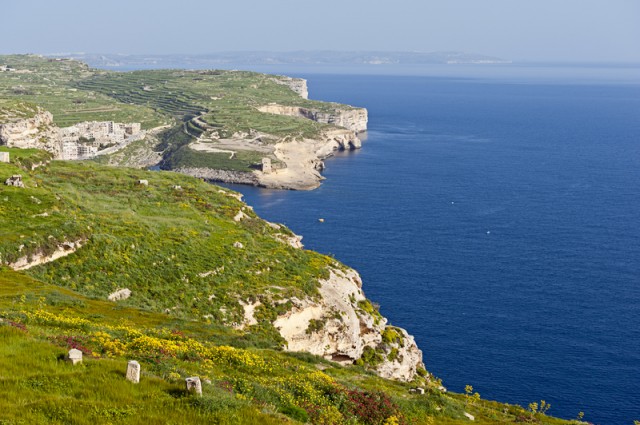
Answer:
[219,66,640,424]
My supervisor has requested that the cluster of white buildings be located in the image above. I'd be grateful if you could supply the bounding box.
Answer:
[59,121,144,160]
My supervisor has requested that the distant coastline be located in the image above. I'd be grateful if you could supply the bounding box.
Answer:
[44,51,511,68]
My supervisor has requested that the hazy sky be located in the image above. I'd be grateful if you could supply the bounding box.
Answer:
[2,0,639,62]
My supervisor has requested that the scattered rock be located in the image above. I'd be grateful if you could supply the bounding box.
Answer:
[233,210,249,222]
[266,221,281,230]
[4,175,24,188]
[273,233,304,249]
[464,412,475,421]
[185,377,202,396]
[108,288,132,301]
[137,179,148,186]
[0,152,9,163]
[233,241,244,249]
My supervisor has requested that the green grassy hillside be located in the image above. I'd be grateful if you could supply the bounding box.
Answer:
[0,55,356,172]
[0,148,578,424]
[1,269,574,425]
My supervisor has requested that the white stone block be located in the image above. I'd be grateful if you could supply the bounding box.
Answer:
[185,376,202,395]
[126,360,140,383]
[67,348,83,365]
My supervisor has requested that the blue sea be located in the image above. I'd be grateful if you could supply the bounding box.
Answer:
[216,65,640,424]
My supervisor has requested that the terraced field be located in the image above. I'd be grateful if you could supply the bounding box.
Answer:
[0,56,165,128]
[0,55,353,173]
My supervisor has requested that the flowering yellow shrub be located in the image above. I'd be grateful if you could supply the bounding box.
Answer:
[21,309,273,373]
[90,331,126,357]
[23,310,91,329]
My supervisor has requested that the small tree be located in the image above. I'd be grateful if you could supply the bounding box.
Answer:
[472,392,481,406]
[528,402,538,419]
[539,400,551,415]
[464,385,473,406]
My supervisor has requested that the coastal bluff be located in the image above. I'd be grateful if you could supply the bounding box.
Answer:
[0,152,421,381]
[0,56,368,191]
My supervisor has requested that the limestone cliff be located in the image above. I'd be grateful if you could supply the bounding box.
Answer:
[274,267,424,382]
[174,167,260,186]
[272,76,309,99]
[257,104,368,133]
[257,128,362,190]
[0,109,61,157]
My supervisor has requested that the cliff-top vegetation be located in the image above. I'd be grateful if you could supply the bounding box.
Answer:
[0,147,579,424]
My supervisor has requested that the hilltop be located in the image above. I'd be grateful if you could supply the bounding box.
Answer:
[0,148,576,424]
[0,55,367,190]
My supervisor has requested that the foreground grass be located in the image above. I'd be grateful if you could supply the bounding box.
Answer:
[0,327,283,425]
[0,270,574,425]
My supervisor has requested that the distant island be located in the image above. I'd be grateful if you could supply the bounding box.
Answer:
[47,50,512,68]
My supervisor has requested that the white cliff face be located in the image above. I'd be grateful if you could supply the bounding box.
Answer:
[0,109,61,157]
[272,77,309,99]
[273,267,424,381]
[302,108,368,133]
[257,104,368,133]
[314,128,362,155]
[174,167,260,186]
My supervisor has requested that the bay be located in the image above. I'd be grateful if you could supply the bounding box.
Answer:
[220,67,640,425]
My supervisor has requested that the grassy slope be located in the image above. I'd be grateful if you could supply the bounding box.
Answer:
[0,56,165,129]
[1,146,329,343]
[0,149,577,424]
[0,270,573,425]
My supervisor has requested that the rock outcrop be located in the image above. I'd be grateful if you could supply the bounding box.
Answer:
[0,108,61,157]
[274,267,424,381]
[258,104,368,133]
[4,175,25,188]
[7,240,85,271]
[108,288,132,301]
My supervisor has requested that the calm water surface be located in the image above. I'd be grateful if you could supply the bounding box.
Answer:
[219,68,640,424]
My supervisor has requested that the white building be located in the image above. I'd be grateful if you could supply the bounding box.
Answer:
[58,120,144,160]
[62,141,79,160]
